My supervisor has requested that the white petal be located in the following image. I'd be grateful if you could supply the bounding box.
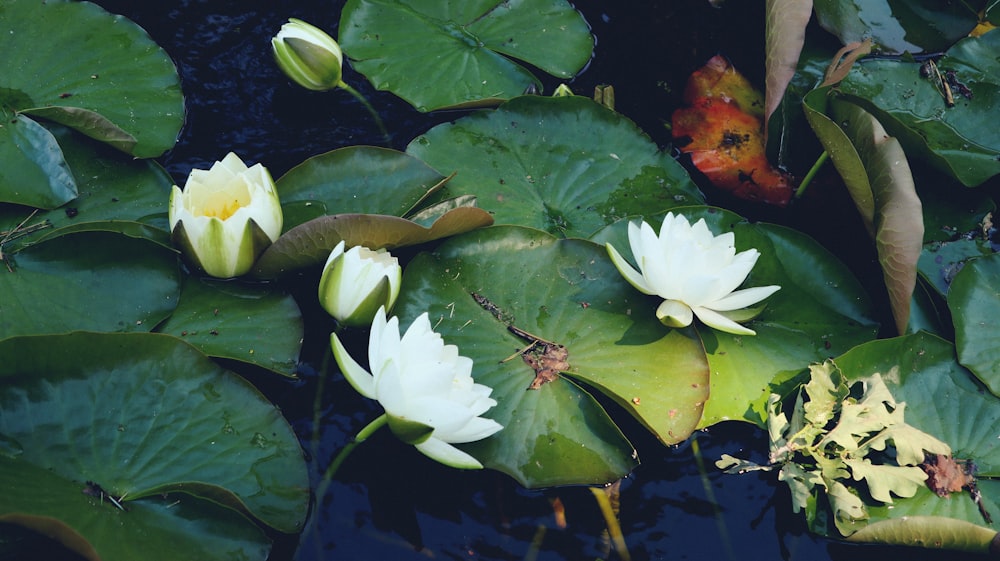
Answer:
[443,416,504,443]
[414,438,484,469]
[331,331,376,398]
[606,243,654,294]
[707,285,781,311]
[656,299,693,327]
[692,306,757,335]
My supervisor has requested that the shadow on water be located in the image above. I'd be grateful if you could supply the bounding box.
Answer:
[9,1,984,560]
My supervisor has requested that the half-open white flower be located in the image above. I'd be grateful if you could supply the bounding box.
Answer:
[169,153,282,278]
[331,307,503,469]
[318,240,401,327]
[605,212,780,335]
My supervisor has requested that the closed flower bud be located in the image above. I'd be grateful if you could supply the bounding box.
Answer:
[168,153,282,278]
[318,240,402,327]
[271,18,344,91]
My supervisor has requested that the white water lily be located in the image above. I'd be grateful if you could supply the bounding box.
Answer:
[169,152,282,278]
[271,18,344,91]
[318,240,402,327]
[605,212,780,335]
[331,307,503,469]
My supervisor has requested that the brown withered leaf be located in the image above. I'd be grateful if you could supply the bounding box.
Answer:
[921,453,973,497]
[522,341,569,390]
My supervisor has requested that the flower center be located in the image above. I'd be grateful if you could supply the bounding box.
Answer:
[195,180,251,221]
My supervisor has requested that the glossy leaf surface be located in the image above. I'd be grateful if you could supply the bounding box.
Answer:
[591,207,879,428]
[394,225,701,487]
[339,0,594,111]
[0,332,311,561]
[949,253,1000,396]
[0,233,179,340]
[157,277,304,377]
[837,32,1000,187]
[408,95,703,238]
[0,0,183,157]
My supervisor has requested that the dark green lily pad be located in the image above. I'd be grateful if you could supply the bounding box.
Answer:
[156,277,304,378]
[0,332,310,561]
[590,207,879,428]
[836,31,1000,187]
[949,252,1000,396]
[0,0,183,159]
[395,225,707,487]
[0,114,77,209]
[276,146,450,231]
[0,232,179,340]
[0,124,173,253]
[812,0,980,54]
[339,0,594,111]
[407,95,703,238]
[915,172,995,298]
[252,206,494,278]
[809,332,1000,552]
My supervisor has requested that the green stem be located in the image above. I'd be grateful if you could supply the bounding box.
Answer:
[314,414,388,504]
[794,150,830,199]
[309,341,334,460]
[588,486,631,561]
[339,82,390,145]
[691,435,735,561]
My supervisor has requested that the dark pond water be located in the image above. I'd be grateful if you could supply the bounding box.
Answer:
[16,1,987,560]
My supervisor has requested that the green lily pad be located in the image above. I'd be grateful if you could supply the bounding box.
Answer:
[156,277,304,377]
[836,31,1000,187]
[0,0,183,159]
[0,331,310,561]
[0,124,173,253]
[949,252,1000,396]
[407,95,703,238]
[812,0,980,54]
[590,207,879,428]
[338,0,594,111]
[252,204,493,278]
[810,332,1000,552]
[0,232,179,340]
[276,146,450,231]
[0,114,77,209]
[394,225,708,487]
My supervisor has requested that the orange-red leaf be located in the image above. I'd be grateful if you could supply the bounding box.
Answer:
[672,56,794,207]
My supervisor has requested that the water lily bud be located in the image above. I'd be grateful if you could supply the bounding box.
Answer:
[271,18,344,91]
[606,212,780,335]
[331,307,504,469]
[168,153,282,278]
[318,240,402,327]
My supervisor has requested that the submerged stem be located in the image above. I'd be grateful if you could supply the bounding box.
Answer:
[339,82,390,145]
[588,486,631,561]
[794,150,830,199]
[315,413,388,504]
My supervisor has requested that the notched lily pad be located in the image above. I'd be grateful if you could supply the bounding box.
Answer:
[407,95,703,238]
[395,225,710,487]
[156,277,304,377]
[836,32,1000,187]
[276,146,451,231]
[252,204,494,278]
[0,1,184,158]
[339,0,595,111]
[0,332,310,561]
